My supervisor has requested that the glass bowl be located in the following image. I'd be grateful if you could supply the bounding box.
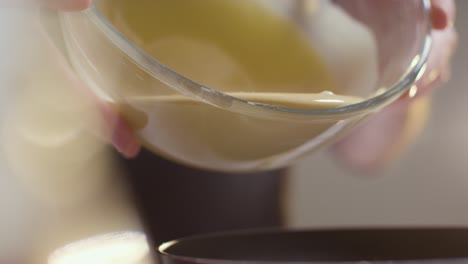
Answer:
[59,0,432,172]
[158,228,468,264]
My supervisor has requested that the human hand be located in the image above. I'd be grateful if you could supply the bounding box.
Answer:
[333,0,457,170]
[39,0,142,158]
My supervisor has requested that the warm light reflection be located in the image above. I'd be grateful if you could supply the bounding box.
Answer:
[1,60,113,207]
[415,63,427,82]
[48,232,150,264]
[374,87,387,97]
[408,85,418,98]
[316,99,344,103]
[404,55,426,83]
[410,55,421,69]
[158,240,178,253]
[427,69,440,84]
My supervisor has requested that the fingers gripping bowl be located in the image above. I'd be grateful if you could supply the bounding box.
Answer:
[59,0,432,172]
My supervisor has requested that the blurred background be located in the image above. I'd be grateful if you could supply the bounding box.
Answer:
[0,0,466,263]
[288,0,468,228]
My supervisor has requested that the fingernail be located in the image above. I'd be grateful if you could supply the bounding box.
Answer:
[431,5,448,29]
[431,0,456,30]
[111,117,141,158]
